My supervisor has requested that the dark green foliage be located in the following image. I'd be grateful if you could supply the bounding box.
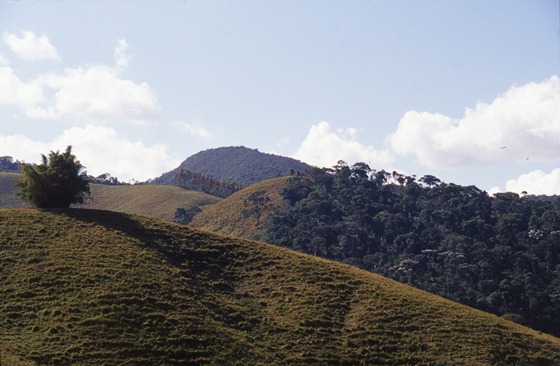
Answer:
[0,156,21,172]
[16,146,90,208]
[174,169,241,198]
[152,146,311,187]
[265,162,560,336]
[174,206,202,225]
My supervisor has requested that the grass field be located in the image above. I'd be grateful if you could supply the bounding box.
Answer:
[0,173,220,222]
[80,183,221,222]
[189,176,287,240]
[2,208,560,365]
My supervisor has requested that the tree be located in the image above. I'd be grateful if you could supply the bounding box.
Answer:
[17,146,90,208]
[242,190,272,226]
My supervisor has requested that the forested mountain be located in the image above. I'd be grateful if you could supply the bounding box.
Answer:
[151,146,311,187]
[3,208,560,365]
[258,162,560,337]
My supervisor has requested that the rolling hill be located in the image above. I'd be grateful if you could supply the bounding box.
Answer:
[2,208,560,365]
[0,173,220,222]
[151,146,311,186]
[77,183,221,222]
[0,172,29,208]
[189,176,287,240]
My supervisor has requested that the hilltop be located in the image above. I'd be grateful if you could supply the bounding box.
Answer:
[151,146,311,186]
[2,208,560,365]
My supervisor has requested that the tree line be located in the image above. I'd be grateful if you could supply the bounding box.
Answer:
[264,162,560,336]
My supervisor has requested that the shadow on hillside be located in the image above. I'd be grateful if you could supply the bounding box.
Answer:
[47,208,189,267]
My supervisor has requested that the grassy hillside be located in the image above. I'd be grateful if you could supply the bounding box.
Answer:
[0,173,219,222]
[79,183,221,222]
[2,209,560,365]
[0,172,28,208]
[189,177,287,240]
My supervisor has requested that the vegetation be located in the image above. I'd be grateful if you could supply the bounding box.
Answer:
[261,163,560,336]
[17,146,90,208]
[189,177,287,240]
[0,156,21,172]
[2,208,560,365]
[151,146,311,187]
[174,169,242,198]
[76,183,221,222]
[0,172,29,208]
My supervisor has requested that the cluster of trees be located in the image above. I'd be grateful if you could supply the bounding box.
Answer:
[265,162,560,336]
[174,169,242,198]
[17,146,90,208]
[0,156,22,172]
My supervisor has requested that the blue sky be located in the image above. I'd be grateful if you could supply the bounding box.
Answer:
[1,0,559,194]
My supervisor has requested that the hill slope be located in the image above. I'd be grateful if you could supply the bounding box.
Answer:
[0,173,219,222]
[0,172,28,208]
[79,183,221,222]
[189,176,287,239]
[152,146,311,186]
[2,209,560,365]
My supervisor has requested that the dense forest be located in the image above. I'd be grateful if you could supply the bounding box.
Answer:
[265,162,560,336]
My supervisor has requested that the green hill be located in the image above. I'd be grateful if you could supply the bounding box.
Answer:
[79,183,221,222]
[152,146,311,186]
[0,172,28,208]
[189,177,287,240]
[2,208,560,365]
[0,173,220,222]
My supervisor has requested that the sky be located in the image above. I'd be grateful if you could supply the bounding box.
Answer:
[0,0,559,194]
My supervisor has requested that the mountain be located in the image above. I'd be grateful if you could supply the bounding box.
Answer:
[2,208,560,365]
[151,146,311,187]
[0,173,219,222]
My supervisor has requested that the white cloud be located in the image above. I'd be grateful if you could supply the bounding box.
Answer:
[3,31,60,61]
[0,125,181,182]
[33,64,159,124]
[293,121,394,169]
[0,65,45,110]
[173,121,214,140]
[114,39,131,70]
[505,169,560,195]
[0,38,159,125]
[387,76,560,169]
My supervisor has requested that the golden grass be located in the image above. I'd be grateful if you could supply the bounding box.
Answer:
[2,208,560,365]
[189,176,287,239]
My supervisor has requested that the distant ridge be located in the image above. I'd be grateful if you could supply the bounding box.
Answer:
[151,146,311,186]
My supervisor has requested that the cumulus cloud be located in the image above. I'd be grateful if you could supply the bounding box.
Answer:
[0,37,158,125]
[3,31,60,61]
[173,121,214,140]
[505,169,560,195]
[0,125,180,182]
[387,76,560,169]
[0,65,45,110]
[293,121,394,169]
[32,64,159,124]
